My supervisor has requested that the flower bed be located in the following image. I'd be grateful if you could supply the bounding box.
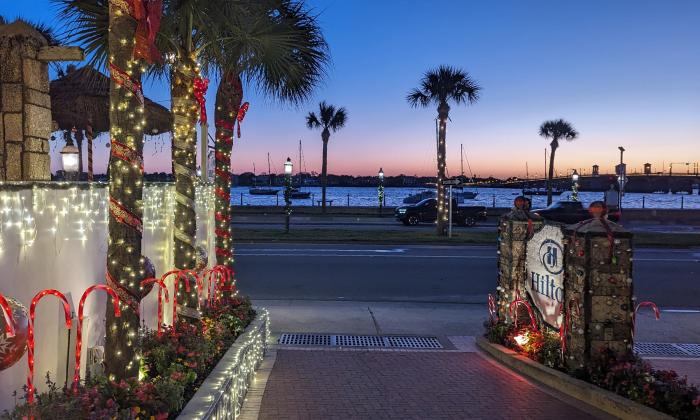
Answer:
[485,321,700,419]
[3,297,259,419]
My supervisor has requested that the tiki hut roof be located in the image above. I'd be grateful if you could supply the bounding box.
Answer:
[50,66,171,135]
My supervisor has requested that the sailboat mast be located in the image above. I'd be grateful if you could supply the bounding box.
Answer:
[267,152,272,186]
[460,143,464,177]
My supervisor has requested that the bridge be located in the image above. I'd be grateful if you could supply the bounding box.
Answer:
[470,174,700,194]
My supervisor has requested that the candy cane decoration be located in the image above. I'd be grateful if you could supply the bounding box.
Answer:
[140,278,170,337]
[162,270,193,323]
[27,290,72,404]
[0,293,17,337]
[632,301,660,340]
[73,285,120,392]
[509,297,538,331]
[204,265,234,305]
[487,294,498,325]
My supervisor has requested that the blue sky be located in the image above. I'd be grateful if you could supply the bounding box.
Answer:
[4,0,699,177]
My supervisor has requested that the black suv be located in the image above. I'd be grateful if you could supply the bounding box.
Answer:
[395,198,487,227]
[532,200,620,224]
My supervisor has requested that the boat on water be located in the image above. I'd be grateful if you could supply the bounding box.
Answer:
[249,153,279,195]
[290,140,312,199]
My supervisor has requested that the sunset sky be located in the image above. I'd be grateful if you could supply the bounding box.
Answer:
[5,0,699,178]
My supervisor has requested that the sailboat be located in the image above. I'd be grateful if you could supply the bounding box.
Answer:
[249,153,279,195]
[456,143,478,200]
[290,140,311,199]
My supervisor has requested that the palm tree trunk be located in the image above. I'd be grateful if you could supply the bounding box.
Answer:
[436,102,450,236]
[105,0,146,380]
[214,70,242,269]
[321,129,329,214]
[547,142,557,206]
[170,58,199,309]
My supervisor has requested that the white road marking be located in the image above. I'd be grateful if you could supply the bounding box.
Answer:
[238,248,407,253]
[661,309,700,313]
[235,253,493,259]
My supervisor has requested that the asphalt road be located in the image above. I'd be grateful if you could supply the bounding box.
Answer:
[234,243,700,309]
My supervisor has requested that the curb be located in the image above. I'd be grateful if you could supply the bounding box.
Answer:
[475,336,672,420]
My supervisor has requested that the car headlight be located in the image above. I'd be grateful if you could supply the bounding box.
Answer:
[398,209,406,214]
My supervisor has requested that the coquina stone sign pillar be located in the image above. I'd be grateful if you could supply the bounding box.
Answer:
[497,198,542,322]
[497,200,635,373]
[562,215,633,373]
[0,20,83,181]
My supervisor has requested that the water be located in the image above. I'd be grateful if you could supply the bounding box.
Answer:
[230,186,700,209]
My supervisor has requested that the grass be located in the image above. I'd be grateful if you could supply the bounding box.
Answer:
[234,228,700,248]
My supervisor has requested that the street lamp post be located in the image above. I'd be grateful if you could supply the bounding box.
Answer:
[571,169,579,201]
[378,167,384,216]
[61,133,80,181]
[284,157,293,233]
[617,146,626,213]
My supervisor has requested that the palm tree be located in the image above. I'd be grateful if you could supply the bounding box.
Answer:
[55,0,150,380]
[407,65,480,235]
[539,119,579,205]
[306,102,347,213]
[208,0,328,267]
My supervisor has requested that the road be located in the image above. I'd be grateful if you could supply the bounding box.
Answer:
[234,243,700,309]
[232,215,700,233]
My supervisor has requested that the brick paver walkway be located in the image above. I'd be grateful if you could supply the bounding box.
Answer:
[258,349,599,419]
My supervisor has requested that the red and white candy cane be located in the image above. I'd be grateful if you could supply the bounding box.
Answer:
[0,293,17,337]
[73,285,120,392]
[632,301,660,339]
[509,297,538,331]
[162,270,194,323]
[27,290,72,404]
[140,278,170,337]
[203,265,231,306]
[179,269,203,303]
[487,294,498,325]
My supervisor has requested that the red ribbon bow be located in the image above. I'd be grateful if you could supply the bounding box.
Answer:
[133,0,163,64]
[236,102,250,138]
[193,77,209,124]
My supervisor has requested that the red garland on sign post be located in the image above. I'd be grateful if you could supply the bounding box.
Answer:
[26,290,72,404]
[558,298,581,362]
[487,294,498,325]
[140,278,170,337]
[73,285,121,393]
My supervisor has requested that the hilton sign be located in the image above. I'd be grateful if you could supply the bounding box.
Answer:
[526,225,565,328]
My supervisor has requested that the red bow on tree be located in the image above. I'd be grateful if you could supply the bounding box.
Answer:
[132,0,163,64]
[193,77,209,124]
[236,102,250,138]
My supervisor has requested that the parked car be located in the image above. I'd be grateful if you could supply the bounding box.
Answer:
[395,198,487,227]
[532,200,620,224]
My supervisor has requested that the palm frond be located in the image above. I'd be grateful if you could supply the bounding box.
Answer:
[306,112,320,129]
[539,119,578,142]
[406,88,430,108]
[52,0,109,70]
[328,107,347,131]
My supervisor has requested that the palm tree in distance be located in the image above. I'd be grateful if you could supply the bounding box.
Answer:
[306,101,348,213]
[539,119,579,205]
[407,65,481,236]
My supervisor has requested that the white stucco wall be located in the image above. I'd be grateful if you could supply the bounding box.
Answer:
[0,182,215,411]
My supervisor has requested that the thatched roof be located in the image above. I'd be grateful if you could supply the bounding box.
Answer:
[50,66,172,134]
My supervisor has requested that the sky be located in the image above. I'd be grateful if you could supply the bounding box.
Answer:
[4,0,700,178]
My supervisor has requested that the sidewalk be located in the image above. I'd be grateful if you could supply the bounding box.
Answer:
[239,300,700,419]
